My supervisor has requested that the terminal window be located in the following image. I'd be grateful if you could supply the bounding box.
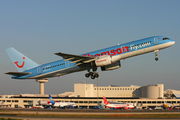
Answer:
[28,101,33,103]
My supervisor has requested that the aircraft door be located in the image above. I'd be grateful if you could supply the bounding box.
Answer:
[37,67,41,74]
[154,38,158,45]
[65,61,70,68]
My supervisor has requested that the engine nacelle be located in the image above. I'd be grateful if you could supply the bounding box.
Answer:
[95,55,113,67]
[101,60,121,71]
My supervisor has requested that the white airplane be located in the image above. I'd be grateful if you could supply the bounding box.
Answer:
[47,95,76,108]
[103,96,134,109]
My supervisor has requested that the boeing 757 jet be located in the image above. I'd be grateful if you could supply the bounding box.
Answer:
[5,36,175,80]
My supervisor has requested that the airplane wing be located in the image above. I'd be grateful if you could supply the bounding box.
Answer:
[54,52,96,65]
[5,72,31,76]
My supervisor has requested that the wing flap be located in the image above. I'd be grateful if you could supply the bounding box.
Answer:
[5,72,31,76]
[54,52,96,64]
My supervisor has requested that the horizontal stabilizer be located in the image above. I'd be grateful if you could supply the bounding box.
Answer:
[5,72,31,76]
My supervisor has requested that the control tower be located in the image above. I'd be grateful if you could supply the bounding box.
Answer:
[36,79,48,95]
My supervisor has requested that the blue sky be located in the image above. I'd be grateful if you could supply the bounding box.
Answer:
[0,0,180,95]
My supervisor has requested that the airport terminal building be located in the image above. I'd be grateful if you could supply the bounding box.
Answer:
[0,83,179,109]
[71,83,164,98]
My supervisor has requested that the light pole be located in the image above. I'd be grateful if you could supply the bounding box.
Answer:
[97,72,101,107]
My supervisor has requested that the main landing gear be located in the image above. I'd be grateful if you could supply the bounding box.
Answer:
[154,50,159,61]
[85,72,99,79]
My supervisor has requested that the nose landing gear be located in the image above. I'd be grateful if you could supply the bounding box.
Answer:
[154,50,159,61]
[155,57,158,61]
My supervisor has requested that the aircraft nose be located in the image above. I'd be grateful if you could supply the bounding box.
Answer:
[168,39,175,46]
[171,40,175,45]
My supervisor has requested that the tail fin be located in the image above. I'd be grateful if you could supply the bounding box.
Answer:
[103,96,109,104]
[49,95,55,105]
[6,47,39,72]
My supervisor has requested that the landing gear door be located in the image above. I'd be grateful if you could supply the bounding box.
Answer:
[37,67,41,74]
[154,38,158,45]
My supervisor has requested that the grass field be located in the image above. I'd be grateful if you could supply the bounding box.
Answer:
[0,113,180,118]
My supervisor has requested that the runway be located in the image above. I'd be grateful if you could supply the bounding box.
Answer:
[0,108,180,120]
[1,108,180,114]
[0,116,179,120]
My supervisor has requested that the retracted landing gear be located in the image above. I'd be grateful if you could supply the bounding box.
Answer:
[85,72,99,80]
[154,50,159,61]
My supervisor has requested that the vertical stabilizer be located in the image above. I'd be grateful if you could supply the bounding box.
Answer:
[103,96,109,104]
[49,95,55,105]
[6,47,39,72]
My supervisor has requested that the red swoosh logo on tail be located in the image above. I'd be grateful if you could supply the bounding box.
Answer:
[14,57,25,68]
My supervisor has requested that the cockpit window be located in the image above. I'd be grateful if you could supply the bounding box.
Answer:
[162,38,169,40]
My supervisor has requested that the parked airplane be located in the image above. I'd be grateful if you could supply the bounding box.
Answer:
[103,96,134,109]
[5,36,175,79]
[163,98,172,109]
[47,95,76,108]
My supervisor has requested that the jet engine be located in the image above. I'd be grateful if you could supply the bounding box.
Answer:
[101,60,121,71]
[95,55,114,67]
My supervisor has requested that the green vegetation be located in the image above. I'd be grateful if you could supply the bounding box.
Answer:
[0,118,21,120]
[0,113,180,118]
